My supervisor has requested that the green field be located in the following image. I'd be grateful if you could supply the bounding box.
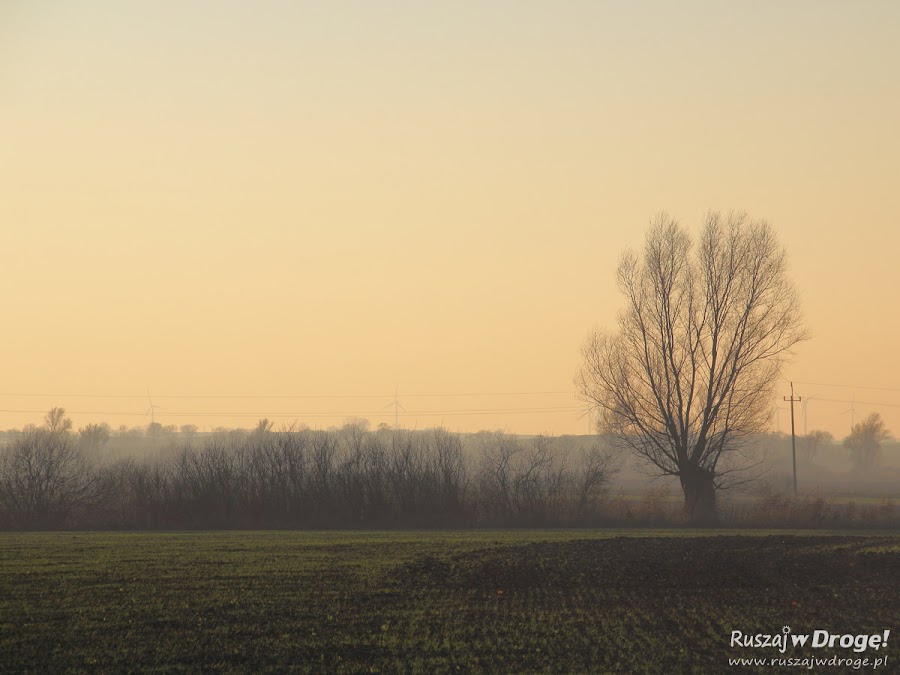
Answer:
[1,530,897,673]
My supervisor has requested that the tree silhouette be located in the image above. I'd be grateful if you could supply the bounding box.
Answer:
[0,428,104,528]
[78,423,111,453]
[44,407,72,434]
[577,212,807,522]
[844,412,889,473]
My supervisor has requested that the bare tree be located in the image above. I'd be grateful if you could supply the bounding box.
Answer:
[576,212,807,522]
[798,429,833,462]
[513,436,564,525]
[476,432,521,522]
[426,428,469,522]
[0,428,105,528]
[147,422,163,443]
[844,412,889,473]
[44,407,72,434]
[572,443,619,521]
[78,423,111,453]
[254,418,275,436]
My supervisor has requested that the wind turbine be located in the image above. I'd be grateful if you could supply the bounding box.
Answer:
[382,386,407,429]
[578,404,595,435]
[842,393,856,431]
[774,404,789,433]
[146,390,164,440]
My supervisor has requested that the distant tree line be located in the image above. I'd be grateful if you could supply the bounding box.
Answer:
[1,408,894,530]
[0,416,617,530]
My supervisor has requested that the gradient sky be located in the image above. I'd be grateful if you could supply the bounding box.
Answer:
[2,1,899,437]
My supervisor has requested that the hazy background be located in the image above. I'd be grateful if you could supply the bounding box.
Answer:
[2,1,898,437]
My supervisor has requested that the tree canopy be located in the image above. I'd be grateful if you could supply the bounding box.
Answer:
[844,412,890,473]
[577,212,807,521]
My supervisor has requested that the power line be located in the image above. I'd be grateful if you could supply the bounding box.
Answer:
[0,409,144,416]
[802,397,900,410]
[782,379,900,394]
[0,390,575,400]
[0,406,584,419]
[5,380,898,402]
[7,381,899,400]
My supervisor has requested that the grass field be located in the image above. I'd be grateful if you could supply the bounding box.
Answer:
[1,530,897,673]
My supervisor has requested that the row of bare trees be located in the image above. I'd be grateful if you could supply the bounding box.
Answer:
[0,425,617,530]
[0,428,107,529]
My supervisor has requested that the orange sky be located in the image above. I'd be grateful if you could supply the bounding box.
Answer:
[1,2,899,438]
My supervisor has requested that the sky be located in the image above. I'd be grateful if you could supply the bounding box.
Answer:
[1,1,899,438]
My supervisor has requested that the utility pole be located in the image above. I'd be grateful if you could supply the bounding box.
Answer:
[784,382,801,497]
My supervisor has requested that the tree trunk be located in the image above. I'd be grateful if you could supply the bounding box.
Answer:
[679,465,717,525]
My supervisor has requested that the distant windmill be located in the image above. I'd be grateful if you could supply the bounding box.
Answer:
[145,390,164,440]
[382,386,407,429]
[579,404,595,435]
[842,393,857,431]
[774,404,789,433]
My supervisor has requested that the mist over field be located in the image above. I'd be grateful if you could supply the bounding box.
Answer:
[0,414,897,531]
[1,2,898,672]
